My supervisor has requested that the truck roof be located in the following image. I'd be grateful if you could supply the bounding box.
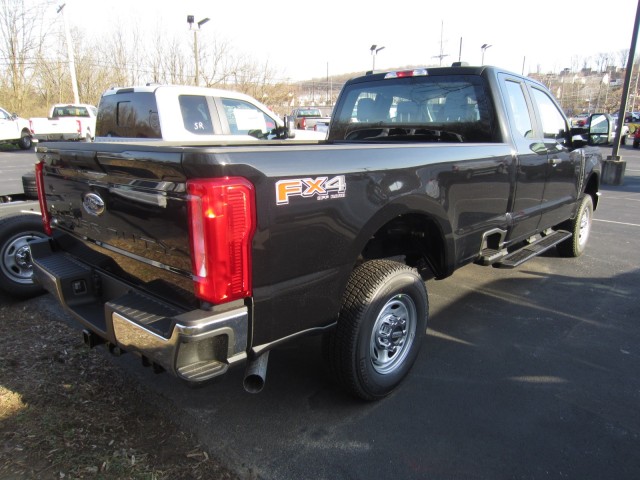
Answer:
[346,64,530,86]
[101,84,264,105]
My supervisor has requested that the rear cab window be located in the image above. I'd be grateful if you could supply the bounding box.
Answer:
[330,73,497,142]
[96,92,161,139]
[179,95,214,134]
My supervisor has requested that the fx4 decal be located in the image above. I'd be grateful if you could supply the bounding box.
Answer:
[276,176,346,205]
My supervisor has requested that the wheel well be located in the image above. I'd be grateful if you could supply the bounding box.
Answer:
[360,213,446,280]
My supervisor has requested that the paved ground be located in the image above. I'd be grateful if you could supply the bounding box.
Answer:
[0,148,36,197]
[2,145,639,479]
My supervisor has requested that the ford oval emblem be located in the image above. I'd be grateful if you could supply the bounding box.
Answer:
[82,192,105,216]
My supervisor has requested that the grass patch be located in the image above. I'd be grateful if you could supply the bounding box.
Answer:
[0,296,238,479]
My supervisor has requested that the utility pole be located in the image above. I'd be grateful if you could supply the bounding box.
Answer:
[188,16,210,86]
[57,4,79,104]
[603,0,640,185]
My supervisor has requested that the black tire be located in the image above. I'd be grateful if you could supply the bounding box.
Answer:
[323,260,428,400]
[557,195,593,258]
[21,172,38,199]
[0,214,47,298]
[633,140,639,149]
[18,130,33,150]
[621,134,627,146]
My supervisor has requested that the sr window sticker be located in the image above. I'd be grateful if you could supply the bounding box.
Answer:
[276,176,346,205]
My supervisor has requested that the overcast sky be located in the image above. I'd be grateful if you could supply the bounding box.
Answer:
[58,0,639,81]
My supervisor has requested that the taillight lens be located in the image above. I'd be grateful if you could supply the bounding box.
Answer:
[384,69,428,79]
[35,161,52,236]
[186,177,256,304]
[76,119,82,134]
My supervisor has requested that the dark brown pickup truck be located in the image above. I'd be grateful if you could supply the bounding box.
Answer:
[4,65,608,400]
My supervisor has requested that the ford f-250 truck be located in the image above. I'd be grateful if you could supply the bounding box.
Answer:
[26,65,603,400]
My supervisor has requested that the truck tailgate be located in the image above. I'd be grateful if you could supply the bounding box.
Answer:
[36,143,195,309]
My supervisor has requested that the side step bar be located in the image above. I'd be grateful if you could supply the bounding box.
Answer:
[477,230,572,269]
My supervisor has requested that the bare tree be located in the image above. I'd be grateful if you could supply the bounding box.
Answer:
[0,0,46,112]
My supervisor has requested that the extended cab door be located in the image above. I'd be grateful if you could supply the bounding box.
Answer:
[499,75,548,242]
[527,84,580,229]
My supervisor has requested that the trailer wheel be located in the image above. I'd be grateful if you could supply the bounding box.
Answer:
[557,195,593,258]
[323,260,427,401]
[0,214,47,298]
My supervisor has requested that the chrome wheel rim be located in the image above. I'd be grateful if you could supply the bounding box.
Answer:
[1,232,44,284]
[578,203,591,249]
[370,294,417,375]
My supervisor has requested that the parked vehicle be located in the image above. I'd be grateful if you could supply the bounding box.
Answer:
[633,128,640,148]
[29,104,97,142]
[23,65,604,401]
[0,107,33,149]
[290,107,331,130]
[571,113,590,127]
[96,85,325,142]
[313,119,330,133]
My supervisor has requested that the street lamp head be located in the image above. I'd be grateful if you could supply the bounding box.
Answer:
[198,17,210,28]
[481,43,492,50]
[187,15,194,25]
[370,44,377,52]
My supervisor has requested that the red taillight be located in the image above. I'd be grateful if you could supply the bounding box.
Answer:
[76,119,82,134]
[29,119,34,134]
[300,118,306,129]
[186,177,256,305]
[35,162,52,236]
[384,68,429,79]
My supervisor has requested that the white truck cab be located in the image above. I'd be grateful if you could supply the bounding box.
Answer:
[96,85,325,142]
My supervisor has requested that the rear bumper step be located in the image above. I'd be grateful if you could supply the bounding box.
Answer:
[29,237,248,383]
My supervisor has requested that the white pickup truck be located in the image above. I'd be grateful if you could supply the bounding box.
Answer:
[96,85,325,141]
[29,104,97,142]
[0,107,33,149]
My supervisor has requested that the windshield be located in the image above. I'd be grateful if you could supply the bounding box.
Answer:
[330,74,497,142]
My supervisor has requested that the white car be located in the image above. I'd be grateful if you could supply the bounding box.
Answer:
[0,107,33,149]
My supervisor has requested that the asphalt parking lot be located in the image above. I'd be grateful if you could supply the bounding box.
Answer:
[1,145,639,479]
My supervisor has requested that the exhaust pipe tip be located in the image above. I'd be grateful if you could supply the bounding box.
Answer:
[243,351,269,394]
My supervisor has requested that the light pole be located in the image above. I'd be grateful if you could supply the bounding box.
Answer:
[481,43,492,66]
[187,15,210,86]
[370,44,385,71]
[57,4,79,104]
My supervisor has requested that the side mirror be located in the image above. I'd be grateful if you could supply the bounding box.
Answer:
[588,114,610,145]
[10,113,18,120]
[284,115,295,139]
[272,116,296,139]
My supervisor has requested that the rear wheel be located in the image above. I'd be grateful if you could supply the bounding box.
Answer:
[557,195,593,258]
[18,130,33,150]
[323,260,428,400]
[0,214,47,298]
